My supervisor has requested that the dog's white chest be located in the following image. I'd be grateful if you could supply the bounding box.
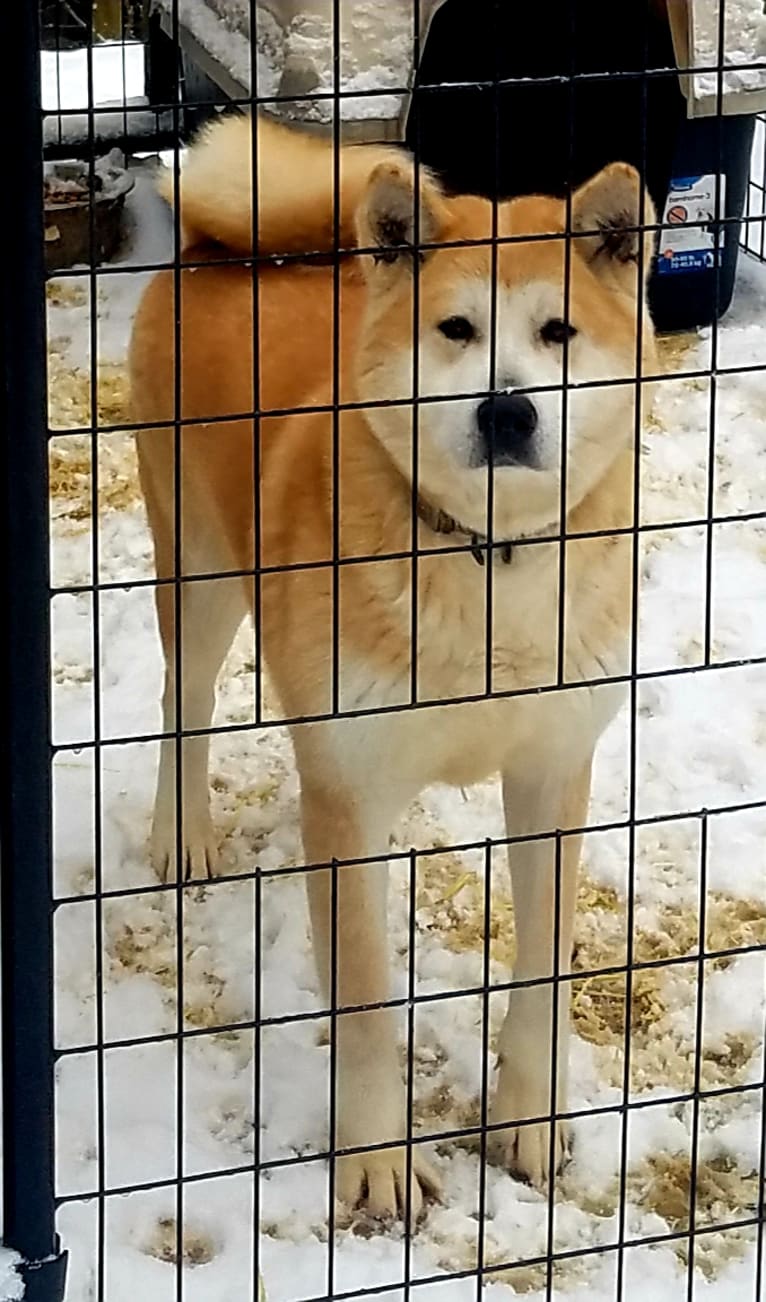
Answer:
[329,542,628,793]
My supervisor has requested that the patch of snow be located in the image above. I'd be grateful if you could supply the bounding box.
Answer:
[41,44,156,153]
[0,1251,23,1302]
[43,105,175,154]
[690,0,766,101]
[42,44,145,113]
[152,0,446,122]
[156,0,283,100]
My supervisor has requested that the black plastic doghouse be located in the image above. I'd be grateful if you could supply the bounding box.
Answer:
[406,0,757,332]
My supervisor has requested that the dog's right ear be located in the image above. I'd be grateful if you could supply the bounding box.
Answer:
[572,162,656,291]
[356,161,448,269]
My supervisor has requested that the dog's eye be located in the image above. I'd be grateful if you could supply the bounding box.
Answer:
[540,318,578,345]
[438,316,476,343]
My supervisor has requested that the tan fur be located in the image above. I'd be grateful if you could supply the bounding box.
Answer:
[132,115,657,1223]
[161,111,405,255]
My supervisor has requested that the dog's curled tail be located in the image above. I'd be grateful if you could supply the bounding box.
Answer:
[159,112,404,257]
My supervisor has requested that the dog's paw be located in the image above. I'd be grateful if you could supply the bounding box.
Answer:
[150,814,220,882]
[335,1147,441,1228]
[489,1045,572,1189]
[488,1114,571,1190]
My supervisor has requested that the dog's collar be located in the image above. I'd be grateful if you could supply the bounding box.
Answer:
[415,496,514,567]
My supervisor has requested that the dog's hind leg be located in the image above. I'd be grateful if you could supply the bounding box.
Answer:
[490,758,592,1188]
[299,774,440,1226]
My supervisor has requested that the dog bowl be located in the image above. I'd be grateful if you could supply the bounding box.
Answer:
[44,152,135,274]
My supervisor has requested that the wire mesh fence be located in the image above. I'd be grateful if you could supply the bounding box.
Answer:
[2,2,766,1301]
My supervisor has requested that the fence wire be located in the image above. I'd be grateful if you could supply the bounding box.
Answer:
[2,2,765,1301]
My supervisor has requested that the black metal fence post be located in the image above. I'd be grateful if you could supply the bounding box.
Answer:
[0,2,68,1299]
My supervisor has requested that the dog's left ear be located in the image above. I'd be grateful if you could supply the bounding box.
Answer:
[356,160,448,269]
[572,163,656,290]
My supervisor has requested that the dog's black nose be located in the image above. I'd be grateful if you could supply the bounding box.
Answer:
[476,393,538,465]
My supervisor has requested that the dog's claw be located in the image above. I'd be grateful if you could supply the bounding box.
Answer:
[490,1118,572,1189]
[336,1148,441,1229]
[151,818,220,883]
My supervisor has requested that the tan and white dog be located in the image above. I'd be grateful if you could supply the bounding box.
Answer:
[130,114,656,1223]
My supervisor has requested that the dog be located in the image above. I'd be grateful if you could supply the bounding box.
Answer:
[129,112,657,1223]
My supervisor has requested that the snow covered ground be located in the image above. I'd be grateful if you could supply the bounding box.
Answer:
[42,44,144,114]
[41,159,766,1302]
[18,34,766,1302]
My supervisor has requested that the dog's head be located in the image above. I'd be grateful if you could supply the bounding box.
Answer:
[354,160,656,540]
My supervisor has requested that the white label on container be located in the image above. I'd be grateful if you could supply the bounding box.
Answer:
[657,173,727,274]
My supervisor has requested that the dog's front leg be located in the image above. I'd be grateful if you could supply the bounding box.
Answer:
[301,781,439,1225]
[490,759,592,1188]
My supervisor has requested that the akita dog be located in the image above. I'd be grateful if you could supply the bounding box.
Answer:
[130,112,656,1222]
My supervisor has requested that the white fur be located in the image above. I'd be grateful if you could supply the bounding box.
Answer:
[361,280,640,540]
